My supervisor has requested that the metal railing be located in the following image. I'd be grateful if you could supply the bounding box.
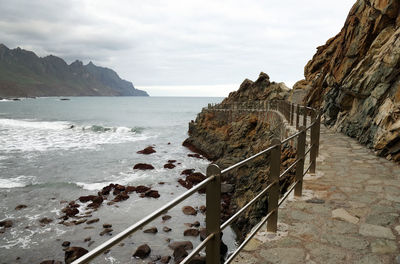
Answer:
[72,100,321,264]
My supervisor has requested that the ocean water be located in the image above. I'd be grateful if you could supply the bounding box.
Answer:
[0,97,235,263]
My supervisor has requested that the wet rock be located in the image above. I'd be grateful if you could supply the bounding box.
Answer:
[135,185,151,193]
[192,221,200,227]
[0,220,13,228]
[115,184,125,191]
[84,237,91,242]
[103,223,112,228]
[62,241,71,247]
[168,160,176,163]
[86,218,99,225]
[15,204,27,210]
[158,182,165,185]
[181,169,195,175]
[164,163,176,169]
[187,153,203,159]
[199,205,206,213]
[163,226,172,232]
[162,215,171,221]
[143,190,160,198]
[99,228,113,236]
[199,228,207,241]
[186,172,206,184]
[39,218,53,225]
[151,255,162,262]
[101,185,112,195]
[113,192,129,202]
[125,186,136,193]
[178,179,193,189]
[40,260,62,264]
[137,146,156,154]
[182,206,197,215]
[74,219,87,225]
[143,227,158,234]
[133,163,155,170]
[64,247,88,264]
[168,241,193,250]
[189,256,206,264]
[64,208,79,217]
[173,245,188,263]
[160,255,171,263]
[68,201,80,208]
[184,229,199,237]
[133,244,151,259]
[79,195,98,203]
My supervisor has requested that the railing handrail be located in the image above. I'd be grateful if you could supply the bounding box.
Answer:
[72,100,321,264]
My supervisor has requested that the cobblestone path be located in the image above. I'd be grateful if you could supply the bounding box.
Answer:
[233,125,400,264]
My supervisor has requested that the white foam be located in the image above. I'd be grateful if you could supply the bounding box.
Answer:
[0,176,37,188]
[75,181,113,191]
[0,118,149,153]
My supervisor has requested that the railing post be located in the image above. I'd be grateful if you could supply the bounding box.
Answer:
[267,138,281,233]
[310,111,317,173]
[296,105,300,129]
[294,126,306,197]
[316,111,321,156]
[302,107,307,127]
[206,164,221,264]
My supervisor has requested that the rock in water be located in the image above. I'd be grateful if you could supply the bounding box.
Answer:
[133,163,155,170]
[182,206,197,215]
[64,247,88,264]
[137,146,156,154]
[173,245,188,263]
[133,244,151,259]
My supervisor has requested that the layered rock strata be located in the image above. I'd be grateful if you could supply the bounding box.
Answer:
[298,0,400,162]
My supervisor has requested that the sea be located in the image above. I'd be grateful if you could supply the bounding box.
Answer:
[0,96,236,263]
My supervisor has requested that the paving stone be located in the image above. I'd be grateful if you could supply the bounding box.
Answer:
[359,224,395,239]
[321,233,369,250]
[305,243,347,264]
[332,208,359,224]
[354,255,385,264]
[395,225,400,235]
[366,213,397,226]
[323,219,358,234]
[259,247,305,264]
[370,239,397,254]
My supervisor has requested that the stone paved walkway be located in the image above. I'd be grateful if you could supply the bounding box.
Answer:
[232,125,400,264]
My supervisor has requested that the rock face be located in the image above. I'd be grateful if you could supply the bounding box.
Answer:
[0,43,148,97]
[299,0,400,162]
[183,74,297,237]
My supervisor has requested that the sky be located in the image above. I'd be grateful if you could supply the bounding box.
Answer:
[0,0,355,96]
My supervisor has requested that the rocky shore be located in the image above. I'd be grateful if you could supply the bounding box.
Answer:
[183,73,298,238]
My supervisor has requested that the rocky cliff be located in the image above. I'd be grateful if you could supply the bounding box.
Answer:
[183,73,296,238]
[0,44,148,97]
[298,0,400,162]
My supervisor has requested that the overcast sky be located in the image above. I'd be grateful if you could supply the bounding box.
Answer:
[0,0,355,96]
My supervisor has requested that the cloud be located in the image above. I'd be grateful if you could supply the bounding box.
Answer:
[0,0,355,95]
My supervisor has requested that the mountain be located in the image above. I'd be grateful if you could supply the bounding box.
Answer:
[0,44,148,97]
[297,0,399,162]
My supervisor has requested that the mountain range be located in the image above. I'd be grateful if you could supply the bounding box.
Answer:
[0,44,148,97]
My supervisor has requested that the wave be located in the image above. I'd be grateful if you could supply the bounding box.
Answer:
[0,118,148,153]
[0,176,37,188]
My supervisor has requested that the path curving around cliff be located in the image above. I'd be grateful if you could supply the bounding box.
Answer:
[232,125,400,264]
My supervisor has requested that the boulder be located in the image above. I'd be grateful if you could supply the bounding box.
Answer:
[181,169,195,175]
[39,218,53,225]
[186,172,206,184]
[133,163,155,170]
[137,146,156,154]
[15,204,27,210]
[99,228,113,236]
[133,244,151,259]
[86,218,99,225]
[183,229,199,237]
[64,247,88,264]
[168,241,193,250]
[135,185,151,193]
[125,186,136,193]
[160,256,171,263]
[78,195,97,203]
[61,241,71,247]
[167,160,176,163]
[164,163,176,169]
[163,226,172,232]
[173,245,188,263]
[0,220,13,228]
[64,208,79,217]
[143,227,158,234]
[144,190,160,198]
[182,206,197,216]
[103,223,112,228]
[113,192,129,202]
[162,215,171,221]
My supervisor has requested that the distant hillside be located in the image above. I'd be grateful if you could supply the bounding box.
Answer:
[0,44,148,97]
